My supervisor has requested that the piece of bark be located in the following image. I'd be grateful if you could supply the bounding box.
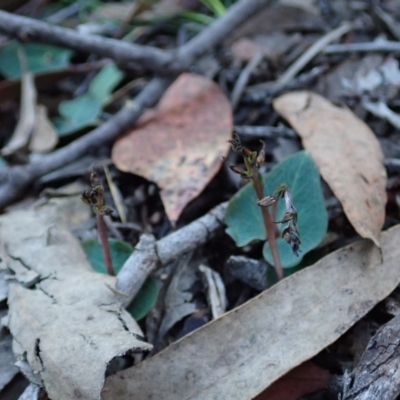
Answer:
[342,314,400,400]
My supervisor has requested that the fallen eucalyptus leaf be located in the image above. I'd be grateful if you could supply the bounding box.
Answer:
[274,91,387,247]
[104,224,400,400]
[112,73,232,223]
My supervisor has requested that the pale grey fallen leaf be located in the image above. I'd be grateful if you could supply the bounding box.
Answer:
[158,257,199,340]
[1,72,36,157]
[18,383,40,400]
[0,270,9,302]
[0,310,18,391]
[0,201,152,400]
[104,224,400,400]
[199,264,227,319]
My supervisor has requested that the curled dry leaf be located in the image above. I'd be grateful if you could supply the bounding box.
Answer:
[0,199,151,400]
[1,71,36,157]
[273,91,387,247]
[104,224,400,400]
[112,73,232,222]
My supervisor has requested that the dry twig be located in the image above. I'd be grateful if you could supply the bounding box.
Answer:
[116,202,227,306]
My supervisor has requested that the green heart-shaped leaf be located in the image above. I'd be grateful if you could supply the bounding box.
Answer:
[225,150,327,268]
[82,238,158,319]
[82,238,133,274]
[126,277,158,321]
[53,63,124,136]
[0,41,73,79]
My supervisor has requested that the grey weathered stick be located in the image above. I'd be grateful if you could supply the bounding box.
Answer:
[231,52,263,109]
[234,125,297,139]
[324,39,400,54]
[0,0,275,75]
[276,21,352,87]
[116,202,227,307]
[0,10,174,73]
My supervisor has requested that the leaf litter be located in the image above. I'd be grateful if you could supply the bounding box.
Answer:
[2,1,400,399]
[0,197,151,400]
[104,224,400,399]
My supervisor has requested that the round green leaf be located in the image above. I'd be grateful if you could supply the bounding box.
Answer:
[82,238,158,319]
[225,150,328,268]
[126,277,159,321]
[82,238,133,275]
[89,63,124,101]
[0,41,73,80]
[53,93,102,136]
[53,64,123,136]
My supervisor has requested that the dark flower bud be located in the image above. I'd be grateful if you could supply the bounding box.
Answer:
[257,196,277,207]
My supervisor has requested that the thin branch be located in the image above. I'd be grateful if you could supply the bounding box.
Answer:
[0,11,174,73]
[324,39,400,54]
[116,202,227,307]
[276,21,352,87]
[231,52,263,109]
[234,125,297,139]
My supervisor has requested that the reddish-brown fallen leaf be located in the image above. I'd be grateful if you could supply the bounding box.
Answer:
[273,91,387,247]
[112,73,232,222]
[254,361,330,400]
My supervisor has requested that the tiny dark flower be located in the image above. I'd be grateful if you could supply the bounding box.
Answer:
[256,141,265,168]
[275,211,296,224]
[228,132,244,154]
[282,223,301,257]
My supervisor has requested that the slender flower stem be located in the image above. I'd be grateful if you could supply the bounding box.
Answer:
[96,213,115,276]
[252,173,284,280]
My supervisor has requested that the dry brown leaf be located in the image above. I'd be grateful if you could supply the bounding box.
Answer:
[273,91,387,247]
[254,361,330,400]
[103,224,400,400]
[0,199,152,400]
[112,73,232,222]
